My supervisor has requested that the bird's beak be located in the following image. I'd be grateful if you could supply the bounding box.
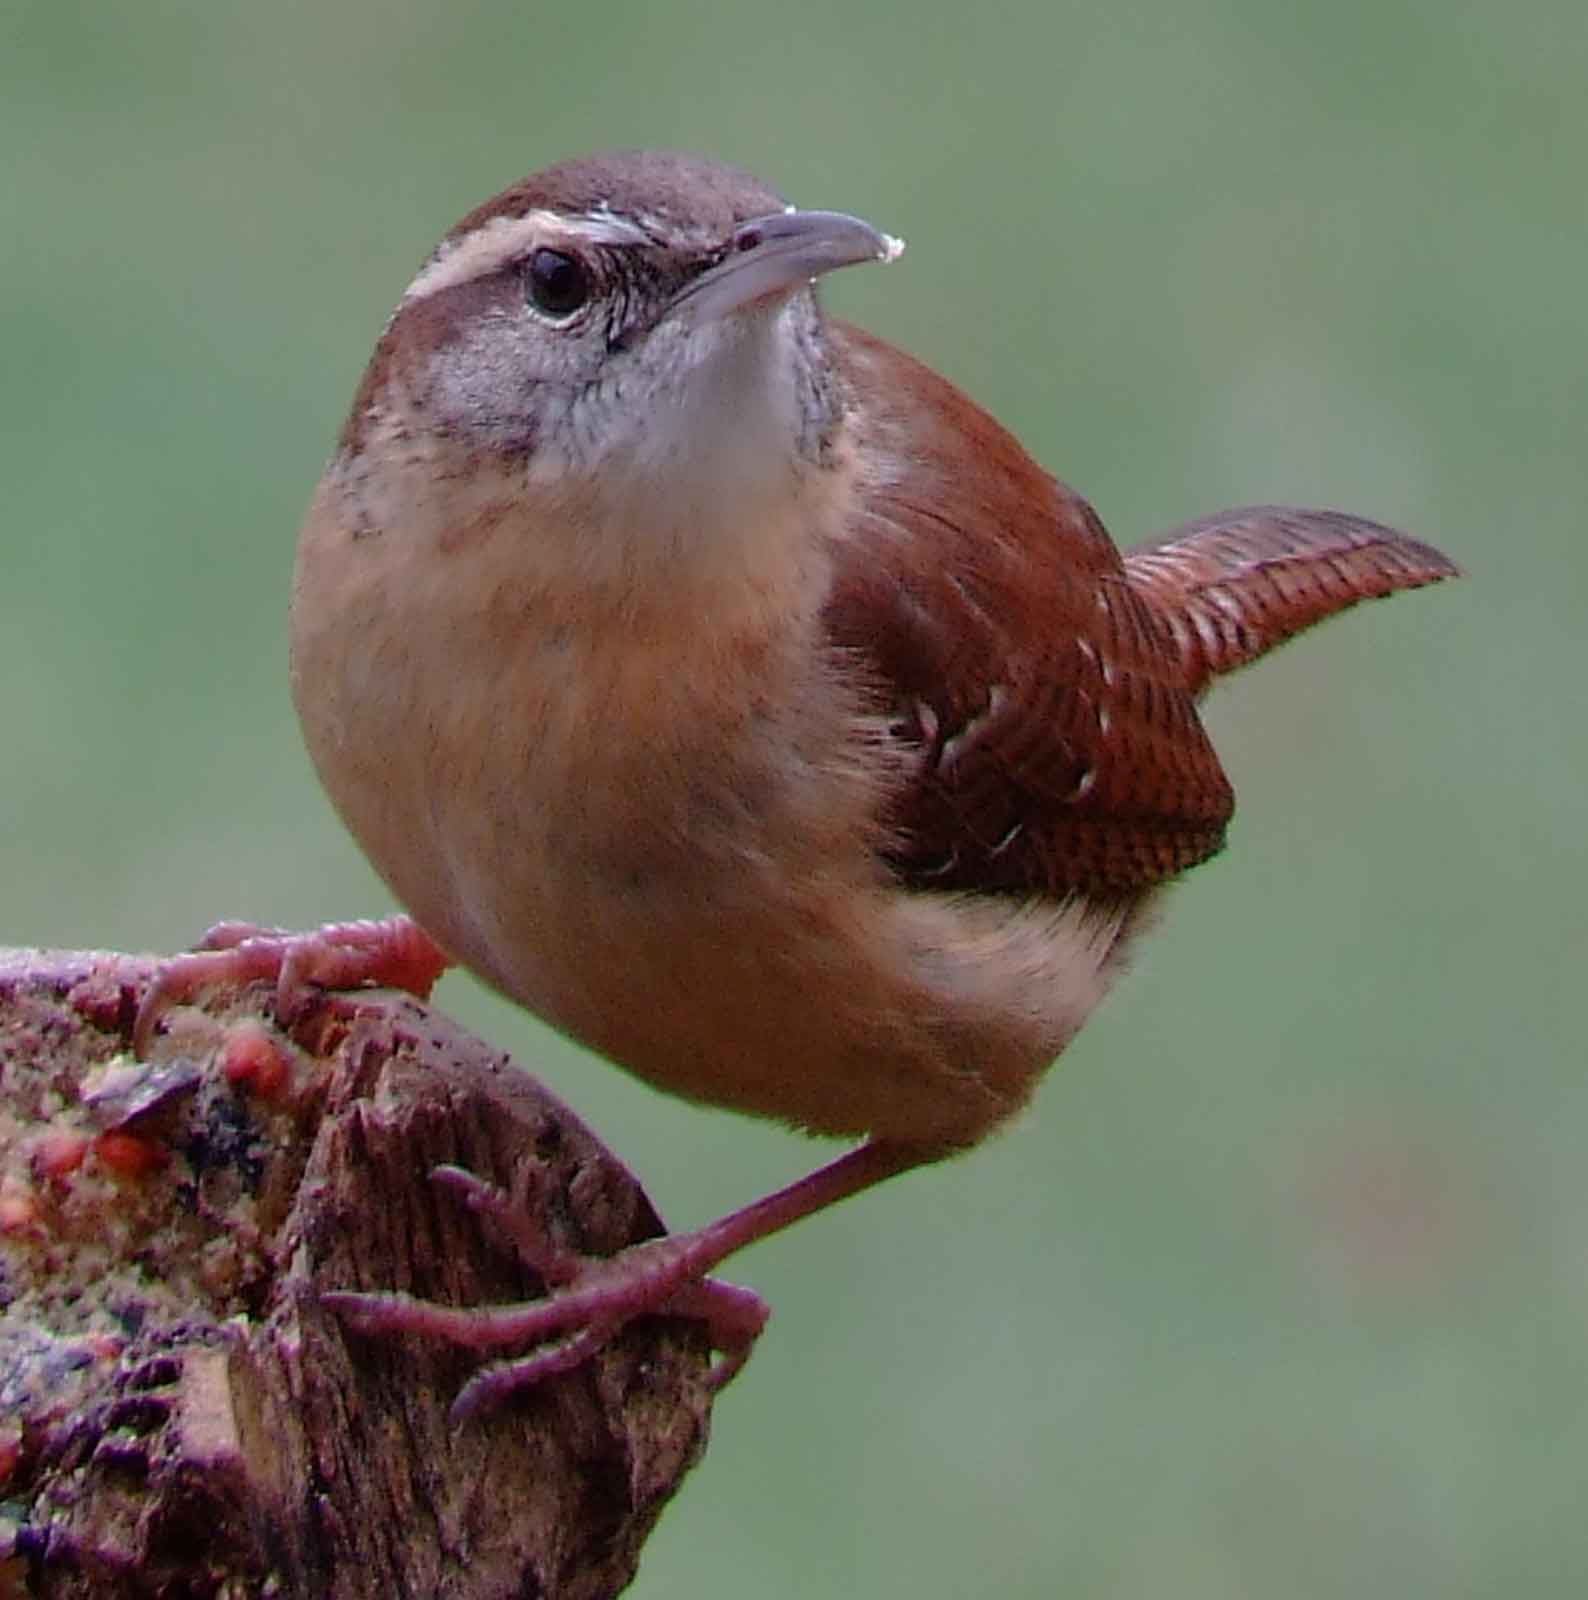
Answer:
[667,209,904,327]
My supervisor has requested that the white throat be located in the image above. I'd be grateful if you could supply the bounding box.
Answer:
[545,304,813,588]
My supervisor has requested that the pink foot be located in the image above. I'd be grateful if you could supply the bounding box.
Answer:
[322,1141,925,1420]
[324,1163,770,1419]
[133,916,449,1057]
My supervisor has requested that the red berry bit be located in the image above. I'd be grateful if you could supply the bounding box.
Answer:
[92,1131,167,1179]
[220,1021,292,1099]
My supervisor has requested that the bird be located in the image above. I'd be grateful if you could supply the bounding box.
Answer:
[138,150,1458,1414]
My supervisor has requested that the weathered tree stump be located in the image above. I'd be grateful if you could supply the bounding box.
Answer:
[0,948,715,1598]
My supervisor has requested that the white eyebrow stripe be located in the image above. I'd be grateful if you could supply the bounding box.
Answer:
[402,208,652,303]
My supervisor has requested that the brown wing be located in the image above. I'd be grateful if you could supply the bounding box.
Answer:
[824,325,1236,898]
[1124,507,1461,695]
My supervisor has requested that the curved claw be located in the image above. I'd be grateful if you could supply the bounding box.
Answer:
[450,1325,623,1422]
[428,1163,580,1285]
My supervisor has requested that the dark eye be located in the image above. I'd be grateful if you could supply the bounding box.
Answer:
[525,249,590,318]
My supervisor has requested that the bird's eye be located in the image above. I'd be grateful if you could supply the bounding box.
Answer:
[525,249,590,319]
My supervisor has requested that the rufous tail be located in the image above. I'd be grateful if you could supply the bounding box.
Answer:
[1125,505,1460,695]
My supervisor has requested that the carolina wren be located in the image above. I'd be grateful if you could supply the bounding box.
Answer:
[150,151,1459,1408]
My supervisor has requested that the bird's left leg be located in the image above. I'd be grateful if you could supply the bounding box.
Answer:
[324,1139,928,1418]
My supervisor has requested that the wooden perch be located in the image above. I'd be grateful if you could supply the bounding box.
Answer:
[0,949,716,1599]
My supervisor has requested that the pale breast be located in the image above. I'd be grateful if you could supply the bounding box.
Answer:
[290,432,1135,1151]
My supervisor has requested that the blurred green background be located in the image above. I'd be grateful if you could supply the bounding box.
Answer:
[4,0,1583,1593]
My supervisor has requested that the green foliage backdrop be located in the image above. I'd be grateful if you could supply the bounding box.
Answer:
[4,1,1583,1593]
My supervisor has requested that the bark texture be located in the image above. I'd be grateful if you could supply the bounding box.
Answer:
[0,948,715,1599]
